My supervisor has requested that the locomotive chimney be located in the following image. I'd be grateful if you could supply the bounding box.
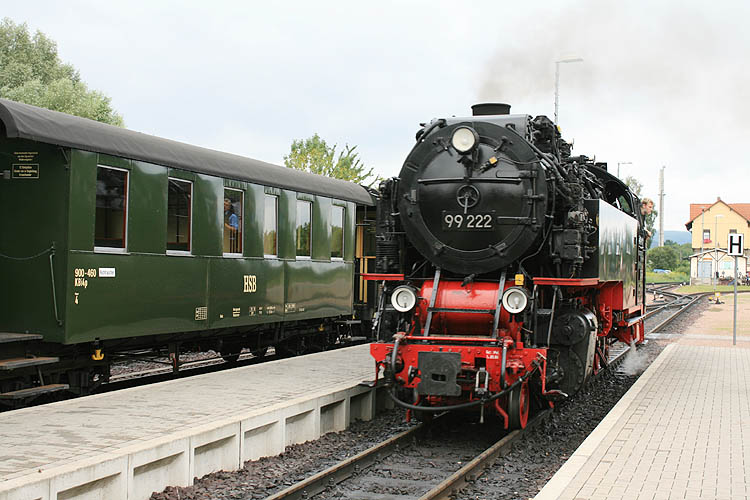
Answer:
[471,103,511,116]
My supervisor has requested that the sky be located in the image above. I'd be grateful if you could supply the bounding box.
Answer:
[4,0,749,232]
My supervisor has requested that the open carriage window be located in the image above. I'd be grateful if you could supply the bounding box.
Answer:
[223,189,243,255]
[167,179,192,253]
[264,195,277,257]
[296,200,311,258]
[331,205,344,259]
[95,166,128,250]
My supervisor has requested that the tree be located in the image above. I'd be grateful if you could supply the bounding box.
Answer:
[0,18,123,126]
[647,245,678,271]
[284,134,378,186]
[623,175,642,197]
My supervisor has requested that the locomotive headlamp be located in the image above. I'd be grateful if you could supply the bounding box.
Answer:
[391,286,418,313]
[451,126,479,154]
[502,287,529,314]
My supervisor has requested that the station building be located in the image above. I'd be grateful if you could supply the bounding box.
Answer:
[685,198,749,284]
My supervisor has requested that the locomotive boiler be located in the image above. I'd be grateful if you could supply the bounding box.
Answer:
[368,103,646,429]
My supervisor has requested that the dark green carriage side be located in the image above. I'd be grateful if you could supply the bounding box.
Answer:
[0,99,373,347]
[0,139,69,342]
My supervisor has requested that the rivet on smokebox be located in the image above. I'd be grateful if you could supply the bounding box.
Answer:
[515,274,524,285]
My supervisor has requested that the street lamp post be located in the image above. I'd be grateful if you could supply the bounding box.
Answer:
[715,214,724,287]
[617,161,632,178]
[700,209,705,284]
[554,58,584,125]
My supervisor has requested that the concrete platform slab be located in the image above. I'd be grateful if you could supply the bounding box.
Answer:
[535,343,750,500]
[0,344,384,500]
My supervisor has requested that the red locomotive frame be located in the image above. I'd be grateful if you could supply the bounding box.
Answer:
[369,274,644,429]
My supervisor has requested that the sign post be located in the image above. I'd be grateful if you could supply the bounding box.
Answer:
[728,233,744,346]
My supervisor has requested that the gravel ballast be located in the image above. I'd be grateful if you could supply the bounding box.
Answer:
[151,300,705,500]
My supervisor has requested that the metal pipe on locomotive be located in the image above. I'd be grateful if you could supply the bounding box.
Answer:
[367,103,647,429]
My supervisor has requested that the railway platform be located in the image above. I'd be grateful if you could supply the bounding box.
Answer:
[536,337,750,500]
[0,344,384,500]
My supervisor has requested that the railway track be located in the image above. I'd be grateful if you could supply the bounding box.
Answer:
[643,286,716,336]
[101,340,370,394]
[263,344,633,500]
[265,412,550,500]
[71,338,358,400]
[647,294,705,334]
[109,350,264,383]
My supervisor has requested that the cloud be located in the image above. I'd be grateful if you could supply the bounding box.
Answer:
[4,0,747,230]
[476,0,750,229]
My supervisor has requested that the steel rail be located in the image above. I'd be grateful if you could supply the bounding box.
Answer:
[650,293,705,333]
[418,410,551,500]
[263,333,638,500]
[265,422,426,500]
[109,352,258,382]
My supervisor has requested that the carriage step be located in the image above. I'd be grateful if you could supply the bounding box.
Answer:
[335,319,362,325]
[0,332,43,343]
[0,384,69,400]
[0,357,60,370]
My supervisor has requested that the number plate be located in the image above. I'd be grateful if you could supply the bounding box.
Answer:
[441,211,495,231]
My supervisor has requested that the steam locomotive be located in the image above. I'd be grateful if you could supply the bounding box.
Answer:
[368,103,646,429]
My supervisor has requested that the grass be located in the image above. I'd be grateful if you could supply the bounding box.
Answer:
[674,284,750,294]
[646,271,689,283]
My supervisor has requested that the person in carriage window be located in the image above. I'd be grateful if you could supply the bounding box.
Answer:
[224,198,239,252]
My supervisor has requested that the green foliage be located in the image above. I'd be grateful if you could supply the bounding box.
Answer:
[623,175,656,242]
[644,211,657,243]
[677,284,750,293]
[284,133,378,186]
[645,271,689,283]
[623,175,642,197]
[647,245,678,271]
[0,18,123,126]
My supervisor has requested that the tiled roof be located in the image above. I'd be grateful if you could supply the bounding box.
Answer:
[687,200,750,227]
[689,204,713,221]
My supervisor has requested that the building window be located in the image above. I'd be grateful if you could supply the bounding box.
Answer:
[331,205,344,259]
[296,200,311,258]
[264,195,277,257]
[167,179,192,252]
[223,189,243,255]
[729,229,737,234]
[703,229,711,244]
[95,166,128,250]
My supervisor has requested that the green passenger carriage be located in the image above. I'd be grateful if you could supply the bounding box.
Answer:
[0,99,375,403]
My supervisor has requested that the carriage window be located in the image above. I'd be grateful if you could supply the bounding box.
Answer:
[296,200,311,258]
[167,179,192,252]
[95,166,128,250]
[223,189,243,255]
[264,195,277,257]
[331,205,344,259]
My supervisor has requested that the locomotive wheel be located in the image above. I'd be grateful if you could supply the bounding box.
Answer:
[508,380,530,430]
[221,351,240,364]
[251,346,269,359]
[220,340,242,363]
[410,391,433,423]
[413,404,433,423]
[553,348,586,397]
